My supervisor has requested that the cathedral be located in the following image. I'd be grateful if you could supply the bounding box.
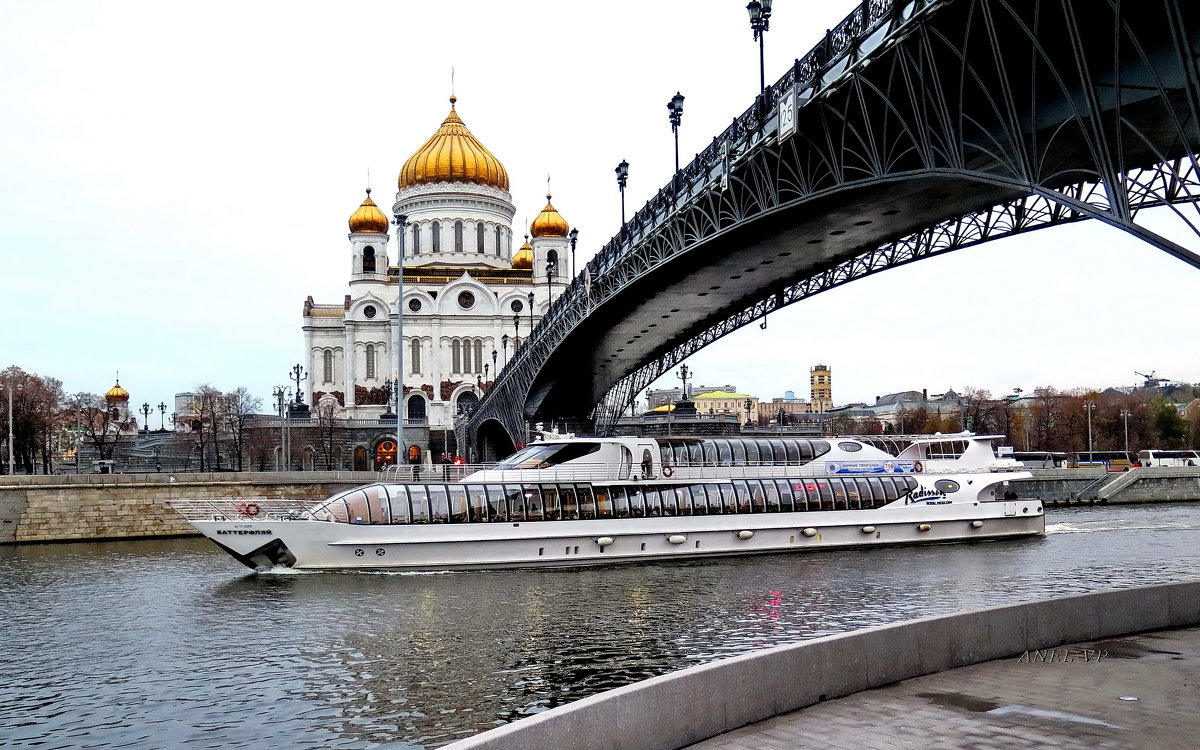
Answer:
[302,96,572,467]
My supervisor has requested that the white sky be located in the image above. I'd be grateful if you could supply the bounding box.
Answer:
[2,0,1197,418]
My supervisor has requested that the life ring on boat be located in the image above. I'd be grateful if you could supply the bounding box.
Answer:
[662,466,674,478]
[237,502,261,517]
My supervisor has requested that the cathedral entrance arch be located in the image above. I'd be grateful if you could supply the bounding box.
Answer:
[354,446,367,471]
[456,391,479,416]
[407,445,421,464]
[375,440,397,468]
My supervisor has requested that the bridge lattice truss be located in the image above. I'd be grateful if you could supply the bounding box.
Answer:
[464,0,1200,452]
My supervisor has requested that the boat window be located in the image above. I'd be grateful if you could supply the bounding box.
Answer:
[744,441,761,464]
[867,477,884,507]
[627,487,645,518]
[747,480,767,512]
[715,439,733,465]
[447,486,468,522]
[731,440,747,465]
[522,485,543,521]
[427,485,449,523]
[784,440,800,465]
[934,479,961,494]
[790,480,811,511]
[503,485,525,520]
[858,478,877,509]
[676,485,695,516]
[593,487,611,518]
[902,476,918,493]
[642,487,662,517]
[542,486,560,520]
[361,485,389,524]
[467,484,488,522]
[796,440,813,462]
[409,486,430,523]
[486,485,508,522]
[844,479,863,510]
[732,480,752,512]
[719,483,738,513]
[560,485,579,519]
[702,442,718,466]
[814,479,834,510]
[493,442,603,469]
[323,497,350,523]
[768,440,787,465]
[927,440,968,460]
[838,441,863,452]
[611,486,630,518]
[774,479,794,511]
[673,442,689,467]
[761,480,780,512]
[686,441,703,465]
[811,440,832,460]
[703,484,724,514]
[687,485,707,515]
[342,490,370,524]
[576,486,596,519]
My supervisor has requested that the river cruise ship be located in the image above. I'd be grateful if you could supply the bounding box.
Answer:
[171,433,1044,571]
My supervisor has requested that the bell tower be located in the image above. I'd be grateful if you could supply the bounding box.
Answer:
[347,188,391,281]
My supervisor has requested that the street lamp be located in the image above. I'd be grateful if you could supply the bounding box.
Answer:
[545,259,555,308]
[272,384,291,471]
[502,334,509,367]
[141,403,151,434]
[568,227,578,279]
[676,363,691,400]
[1,381,22,475]
[746,0,774,94]
[527,291,535,334]
[491,349,497,379]
[158,402,167,431]
[1084,400,1096,460]
[667,92,685,173]
[615,160,629,224]
[513,314,521,349]
[745,398,753,428]
[1120,408,1132,455]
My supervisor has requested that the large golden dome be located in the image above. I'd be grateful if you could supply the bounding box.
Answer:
[512,236,533,269]
[348,188,390,234]
[398,96,509,191]
[105,380,129,402]
[530,194,569,238]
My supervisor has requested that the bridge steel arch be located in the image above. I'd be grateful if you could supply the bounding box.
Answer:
[463,0,1200,457]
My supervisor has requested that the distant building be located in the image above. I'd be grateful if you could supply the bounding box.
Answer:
[810,364,832,412]
[692,390,759,426]
[647,384,737,409]
[759,390,810,423]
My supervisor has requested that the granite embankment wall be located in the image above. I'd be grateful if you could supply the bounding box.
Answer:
[0,472,377,544]
[1013,466,1200,503]
[443,580,1200,750]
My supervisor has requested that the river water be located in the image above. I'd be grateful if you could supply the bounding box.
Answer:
[2,503,1198,749]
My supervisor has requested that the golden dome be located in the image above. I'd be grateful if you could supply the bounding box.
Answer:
[348,188,390,234]
[398,96,509,191]
[530,194,569,238]
[105,380,129,402]
[512,235,533,269]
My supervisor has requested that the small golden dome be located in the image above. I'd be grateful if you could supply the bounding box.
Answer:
[512,235,534,269]
[105,380,129,402]
[530,194,569,238]
[348,188,390,234]
[398,96,509,191]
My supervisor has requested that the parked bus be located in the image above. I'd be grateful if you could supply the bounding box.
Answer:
[1013,451,1069,469]
[1070,451,1135,471]
[1137,449,1200,467]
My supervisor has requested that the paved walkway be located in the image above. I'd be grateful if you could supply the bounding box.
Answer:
[687,627,1200,750]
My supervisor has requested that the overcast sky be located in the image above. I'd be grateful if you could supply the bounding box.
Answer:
[2,0,1197,419]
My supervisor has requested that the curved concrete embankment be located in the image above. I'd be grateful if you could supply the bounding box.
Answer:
[443,580,1200,750]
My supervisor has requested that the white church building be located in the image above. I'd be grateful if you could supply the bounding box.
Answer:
[302,96,571,467]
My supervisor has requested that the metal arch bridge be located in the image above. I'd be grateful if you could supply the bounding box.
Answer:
[462,0,1200,459]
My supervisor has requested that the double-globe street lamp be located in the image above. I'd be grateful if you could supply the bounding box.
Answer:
[1,381,22,475]
[615,160,629,224]
[393,212,409,464]
[746,0,774,94]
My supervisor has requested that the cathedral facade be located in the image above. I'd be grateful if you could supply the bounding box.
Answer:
[302,96,571,467]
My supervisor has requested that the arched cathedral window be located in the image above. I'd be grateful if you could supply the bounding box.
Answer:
[495,226,502,257]
[474,339,484,374]
[477,223,485,253]
[411,225,420,255]
[454,221,464,252]
[323,350,333,384]
[432,221,441,253]
[410,338,421,375]
[452,340,461,374]
[366,344,376,379]
[362,246,376,273]
[547,249,559,277]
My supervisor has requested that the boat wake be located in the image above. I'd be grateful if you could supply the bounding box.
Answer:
[1046,521,1196,534]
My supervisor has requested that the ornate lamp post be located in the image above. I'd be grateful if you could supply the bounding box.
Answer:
[527,291,535,334]
[615,160,629,224]
[545,259,555,308]
[667,92,685,173]
[676,364,691,400]
[746,0,774,94]
[158,402,167,431]
[513,314,521,349]
[1120,408,1132,455]
[745,398,753,428]
[289,363,308,406]
[1,381,22,475]
[568,227,578,279]
[141,403,151,434]
[491,349,497,380]
[272,385,291,471]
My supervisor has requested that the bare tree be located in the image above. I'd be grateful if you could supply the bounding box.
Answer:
[221,387,262,471]
[72,392,126,462]
[313,396,343,470]
[191,384,224,471]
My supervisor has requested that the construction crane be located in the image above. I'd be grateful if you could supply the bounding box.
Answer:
[1135,370,1169,388]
